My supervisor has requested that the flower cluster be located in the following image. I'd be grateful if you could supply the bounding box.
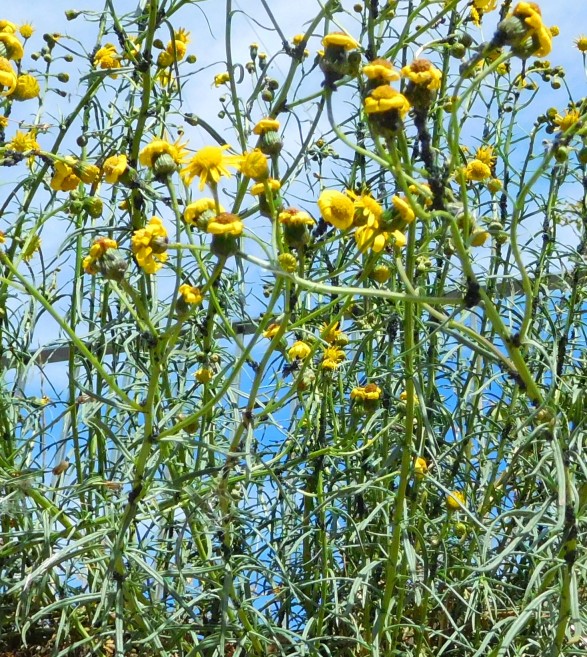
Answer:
[131,217,169,274]
[0,21,39,100]
[83,237,127,281]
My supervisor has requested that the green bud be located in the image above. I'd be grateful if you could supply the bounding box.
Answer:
[65,10,81,20]
[152,153,177,178]
[95,248,128,281]
[57,73,69,83]
[84,197,103,218]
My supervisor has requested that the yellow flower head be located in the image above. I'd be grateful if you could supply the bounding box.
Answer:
[414,456,428,477]
[250,178,281,196]
[321,321,342,344]
[75,162,100,184]
[278,207,314,227]
[0,57,17,95]
[408,182,433,208]
[292,34,305,46]
[473,0,497,10]
[178,284,203,305]
[19,23,34,39]
[549,25,559,37]
[575,36,587,53]
[94,43,122,77]
[401,58,442,91]
[465,159,491,181]
[9,74,40,100]
[214,72,230,87]
[346,189,383,226]
[22,234,41,262]
[363,84,410,116]
[174,27,190,44]
[51,160,81,192]
[362,58,400,83]
[0,20,18,34]
[318,189,355,230]
[322,345,345,370]
[351,383,382,401]
[139,137,187,169]
[321,32,359,51]
[103,154,128,183]
[195,367,213,384]
[184,198,224,226]
[554,108,581,132]
[166,38,187,62]
[253,117,280,135]
[470,228,490,247]
[0,32,24,60]
[7,130,39,152]
[510,2,552,57]
[391,195,415,224]
[475,144,496,167]
[181,144,243,190]
[239,148,269,181]
[288,340,312,360]
[206,212,243,236]
[263,323,281,339]
[446,490,466,511]
[131,216,169,274]
[83,237,118,275]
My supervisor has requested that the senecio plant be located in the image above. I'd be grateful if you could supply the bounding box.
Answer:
[0,0,587,655]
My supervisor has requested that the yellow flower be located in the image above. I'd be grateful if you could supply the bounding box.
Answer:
[19,23,34,39]
[0,57,17,95]
[475,145,496,167]
[346,190,383,226]
[510,2,552,57]
[239,148,269,181]
[83,237,118,275]
[318,189,355,230]
[465,159,491,181]
[22,234,41,262]
[206,212,243,236]
[50,160,81,192]
[76,162,101,184]
[470,228,490,247]
[321,32,359,51]
[370,264,391,283]
[178,284,203,305]
[253,118,280,135]
[103,154,128,183]
[364,84,410,116]
[9,74,40,100]
[473,0,497,10]
[165,38,187,62]
[214,72,230,86]
[487,178,503,194]
[292,34,305,46]
[554,109,581,132]
[391,195,415,224]
[321,321,342,344]
[184,198,224,226]
[414,456,428,477]
[278,207,314,227]
[139,137,187,169]
[288,340,312,360]
[131,216,169,274]
[250,178,281,195]
[408,183,433,208]
[355,224,405,252]
[278,253,298,272]
[362,58,400,83]
[350,383,382,401]
[263,323,281,339]
[321,346,345,370]
[446,490,466,511]
[94,43,122,77]
[0,32,24,60]
[7,130,39,152]
[575,36,587,53]
[0,116,7,128]
[0,20,18,34]
[401,58,442,91]
[0,230,5,244]
[195,367,213,384]
[181,144,243,190]
[549,25,559,37]
[174,27,190,44]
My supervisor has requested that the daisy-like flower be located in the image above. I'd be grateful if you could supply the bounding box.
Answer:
[475,144,496,167]
[139,137,187,175]
[250,178,281,196]
[50,159,81,191]
[278,207,314,227]
[131,217,169,274]
[391,195,415,224]
[318,189,355,230]
[321,345,345,370]
[93,43,122,77]
[473,0,497,10]
[499,2,552,58]
[10,74,39,100]
[470,228,490,247]
[263,323,281,339]
[553,108,581,132]
[83,237,127,280]
[362,58,400,84]
[414,456,428,477]
[239,148,269,182]
[321,321,342,344]
[355,223,406,252]
[6,130,39,152]
[350,383,382,401]
[181,145,243,190]
[575,36,587,53]
[364,85,410,116]
[195,367,213,384]
[401,58,442,91]
[253,118,280,135]
[178,284,203,305]
[0,32,24,60]
[465,159,491,181]
[0,20,18,34]
[103,154,128,183]
[446,490,466,511]
[75,162,101,184]
[214,72,230,87]
[206,212,243,236]
[288,340,312,360]
[19,23,35,39]
[346,190,383,226]
[322,32,359,51]
[0,57,17,95]
[183,198,224,228]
